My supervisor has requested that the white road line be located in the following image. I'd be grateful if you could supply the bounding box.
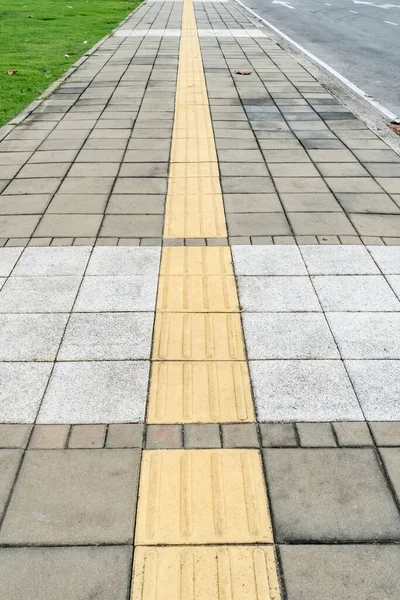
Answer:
[353,1,400,8]
[234,0,399,120]
[384,19,398,23]
[272,0,296,8]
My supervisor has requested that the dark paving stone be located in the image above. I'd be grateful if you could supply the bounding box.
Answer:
[264,448,400,541]
[0,546,132,600]
[280,545,400,600]
[0,449,140,545]
[0,450,22,520]
[380,448,400,503]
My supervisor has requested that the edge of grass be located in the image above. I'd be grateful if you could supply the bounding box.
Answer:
[0,1,144,142]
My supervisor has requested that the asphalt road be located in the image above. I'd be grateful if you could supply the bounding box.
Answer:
[239,0,400,116]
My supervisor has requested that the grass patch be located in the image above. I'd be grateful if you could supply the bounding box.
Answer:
[0,0,141,126]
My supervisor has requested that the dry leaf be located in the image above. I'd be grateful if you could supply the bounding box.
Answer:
[27,14,33,17]
[235,70,251,75]
[6,70,17,75]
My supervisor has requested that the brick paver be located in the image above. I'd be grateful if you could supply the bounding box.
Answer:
[0,0,400,598]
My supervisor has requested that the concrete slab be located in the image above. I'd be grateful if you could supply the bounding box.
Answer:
[368,246,400,274]
[0,313,68,360]
[86,246,161,275]
[328,313,400,358]
[237,276,320,311]
[74,275,158,311]
[232,245,307,275]
[0,450,22,520]
[0,248,23,276]
[312,275,400,311]
[0,449,141,545]
[12,246,91,276]
[0,276,81,313]
[0,362,52,422]
[58,312,154,360]
[0,546,133,600]
[345,360,400,420]
[264,448,400,541]
[250,360,362,421]
[243,313,339,359]
[280,545,400,600]
[38,360,149,423]
[300,245,379,275]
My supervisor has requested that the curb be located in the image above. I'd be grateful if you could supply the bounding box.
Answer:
[0,1,144,142]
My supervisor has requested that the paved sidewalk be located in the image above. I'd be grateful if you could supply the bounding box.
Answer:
[1,0,400,598]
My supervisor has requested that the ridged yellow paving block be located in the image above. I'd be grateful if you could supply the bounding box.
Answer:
[131,546,281,599]
[165,194,224,214]
[148,361,254,423]
[164,212,227,238]
[169,163,219,178]
[135,449,273,544]
[173,128,214,139]
[160,247,233,276]
[157,276,238,312]
[170,139,217,163]
[167,177,221,195]
[174,108,213,131]
[152,313,245,360]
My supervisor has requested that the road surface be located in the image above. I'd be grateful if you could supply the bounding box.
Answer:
[239,0,400,116]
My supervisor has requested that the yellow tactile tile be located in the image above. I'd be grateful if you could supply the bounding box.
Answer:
[165,193,224,214]
[163,212,227,238]
[131,546,281,599]
[157,276,238,312]
[160,247,233,276]
[167,177,221,195]
[169,163,219,178]
[148,361,254,423]
[135,449,273,545]
[171,140,218,163]
[152,313,245,360]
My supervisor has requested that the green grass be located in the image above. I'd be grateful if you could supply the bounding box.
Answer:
[0,0,141,126]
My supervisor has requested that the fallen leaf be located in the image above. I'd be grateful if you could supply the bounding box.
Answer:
[65,54,70,58]
[235,70,251,75]
[27,14,34,18]
[6,70,17,75]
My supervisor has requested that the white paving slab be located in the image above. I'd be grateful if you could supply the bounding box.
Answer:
[250,360,362,421]
[299,245,379,275]
[232,245,307,276]
[0,248,23,277]
[327,313,400,358]
[346,360,400,421]
[386,275,400,300]
[0,363,52,422]
[12,247,91,277]
[237,276,321,311]
[86,246,160,276]
[0,314,68,361]
[58,312,154,360]
[74,275,158,312]
[0,276,81,313]
[242,313,339,359]
[312,275,400,312]
[367,246,400,274]
[38,361,150,423]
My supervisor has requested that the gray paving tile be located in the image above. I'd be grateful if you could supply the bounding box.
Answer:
[0,248,23,276]
[221,176,275,194]
[333,421,373,446]
[0,215,41,238]
[237,276,320,311]
[350,214,400,237]
[58,312,154,360]
[0,362,52,422]
[0,449,140,544]
[0,314,68,361]
[74,275,157,311]
[312,275,400,311]
[223,193,282,212]
[345,360,400,420]
[38,361,149,423]
[288,212,356,235]
[0,195,51,215]
[106,194,165,214]
[300,245,379,275]
[368,246,400,274]
[264,448,400,541]
[34,214,103,237]
[0,546,133,600]
[12,246,91,276]
[370,422,400,445]
[243,313,339,359]
[226,212,290,236]
[106,424,144,449]
[47,194,108,214]
[100,215,164,237]
[328,313,400,358]
[0,425,32,449]
[250,360,361,421]
[0,276,81,313]
[232,245,307,275]
[280,193,341,212]
[259,423,298,447]
[297,423,336,447]
[280,545,400,600]
[86,246,160,275]
[0,450,22,520]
